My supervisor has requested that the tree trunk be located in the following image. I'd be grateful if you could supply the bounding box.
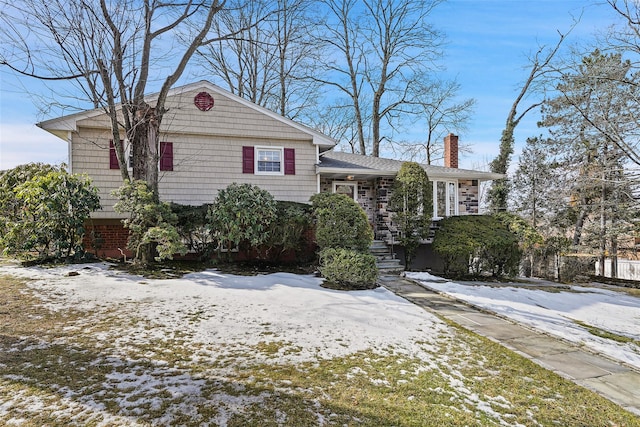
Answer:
[598,177,606,278]
[131,103,160,198]
[572,199,588,246]
[130,102,161,265]
[610,236,618,278]
[372,92,381,157]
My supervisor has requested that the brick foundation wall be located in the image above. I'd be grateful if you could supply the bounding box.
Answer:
[82,219,317,263]
[83,219,132,259]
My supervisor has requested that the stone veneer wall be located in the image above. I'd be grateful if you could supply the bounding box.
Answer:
[320,177,482,242]
[319,177,396,241]
[458,179,479,214]
[374,178,396,242]
[319,178,375,225]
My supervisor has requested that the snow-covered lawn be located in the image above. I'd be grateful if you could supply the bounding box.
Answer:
[3,263,446,365]
[408,272,640,370]
[1,262,638,426]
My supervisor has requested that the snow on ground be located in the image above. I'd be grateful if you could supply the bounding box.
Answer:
[408,272,640,370]
[4,262,510,425]
[1,262,447,364]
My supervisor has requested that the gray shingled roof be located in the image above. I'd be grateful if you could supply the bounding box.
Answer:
[318,151,504,181]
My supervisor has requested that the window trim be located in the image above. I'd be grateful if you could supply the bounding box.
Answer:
[111,140,173,172]
[332,181,358,201]
[433,180,458,219]
[255,146,284,176]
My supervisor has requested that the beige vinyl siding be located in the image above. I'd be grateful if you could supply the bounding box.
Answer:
[70,85,319,218]
[70,128,128,219]
[157,134,317,205]
[76,86,312,141]
[162,89,312,140]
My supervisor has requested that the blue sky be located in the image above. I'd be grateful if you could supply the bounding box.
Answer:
[0,0,623,171]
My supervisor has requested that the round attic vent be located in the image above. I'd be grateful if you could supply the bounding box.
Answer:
[194,91,214,111]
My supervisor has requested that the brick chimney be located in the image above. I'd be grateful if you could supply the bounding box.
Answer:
[444,133,458,168]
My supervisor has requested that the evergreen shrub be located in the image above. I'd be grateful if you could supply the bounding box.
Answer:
[388,161,432,268]
[318,247,378,290]
[311,192,377,289]
[207,183,277,259]
[170,203,214,257]
[113,179,186,263]
[310,192,373,251]
[433,215,521,278]
[1,163,101,260]
[264,201,314,261]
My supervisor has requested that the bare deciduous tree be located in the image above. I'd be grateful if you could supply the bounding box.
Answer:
[401,78,475,165]
[314,0,445,157]
[0,0,259,196]
[197,0,319,120]
[487,29,571,212]
[0,0,269,263]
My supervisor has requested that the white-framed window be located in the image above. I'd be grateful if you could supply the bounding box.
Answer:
[332,181,358,201]
[255,146,284,175]
[433,180,458,218]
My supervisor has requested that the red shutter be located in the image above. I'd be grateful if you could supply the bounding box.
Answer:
[242,146,254,174]
[109,140,119,169]
[284,148,295,175]
[160,142,173,171]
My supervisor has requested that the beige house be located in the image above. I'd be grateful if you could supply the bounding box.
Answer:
[37,80,502,257]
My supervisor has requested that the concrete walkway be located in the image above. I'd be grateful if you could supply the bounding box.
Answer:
[379,275,640,417]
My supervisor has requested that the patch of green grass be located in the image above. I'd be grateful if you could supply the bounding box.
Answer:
[573,320,639,344]
[1,274,639,427]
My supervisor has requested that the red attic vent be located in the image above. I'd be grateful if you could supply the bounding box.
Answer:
[194,92,214,111]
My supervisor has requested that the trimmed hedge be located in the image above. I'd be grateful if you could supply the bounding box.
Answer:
[433,215,521,278]
[318,248,378,290]
[311,192,378,289]
[310,192,373,252]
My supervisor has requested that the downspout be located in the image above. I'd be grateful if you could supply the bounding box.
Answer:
[316,145,320,195]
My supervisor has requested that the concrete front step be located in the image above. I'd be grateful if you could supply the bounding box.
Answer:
[370,240,404,274]
[378,260,403,269]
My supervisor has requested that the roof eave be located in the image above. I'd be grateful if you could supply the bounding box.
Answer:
[426,170,506,181]
[317,165,397,178]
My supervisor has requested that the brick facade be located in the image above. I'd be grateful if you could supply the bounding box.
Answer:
[83,219,132,259]
[444,133,459,168]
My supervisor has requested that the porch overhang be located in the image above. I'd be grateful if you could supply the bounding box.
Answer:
[317,150,505,182]
[316,165,396,181]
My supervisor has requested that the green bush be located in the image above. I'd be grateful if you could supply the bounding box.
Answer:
[1,164,101,260]
[263,201,314,261]
[0,163,60,238]
[170,203,214,256]
[207,183,277,259]
[433,215,521,278]
[113,179,186,263]
[310,192,373,251]
[318,247,378,289]
[560,255,595,283]
[388,162,432,267]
